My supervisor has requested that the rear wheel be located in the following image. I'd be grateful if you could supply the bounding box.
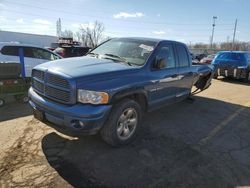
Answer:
[101,99,142,147]
[243,70,250,83]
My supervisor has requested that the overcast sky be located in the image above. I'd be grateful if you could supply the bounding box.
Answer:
[0,0,250,44]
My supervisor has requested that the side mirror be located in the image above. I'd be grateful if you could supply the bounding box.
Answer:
[153,56,166,69]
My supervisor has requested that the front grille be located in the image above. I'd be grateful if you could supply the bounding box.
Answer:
[45,85,70,102]
[32,69,44,80]
[47,74,70,89]
[33,79,44,92]
[32,69,72,104]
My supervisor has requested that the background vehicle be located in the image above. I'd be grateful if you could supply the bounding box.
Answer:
[194,53,207,61]
[0,62,30,107]
[51,37,91,58]
[200,54,215,64]
[212,51,250,82]
[29,37,214,146]
[53,46,91,58]
[0,43,61,77]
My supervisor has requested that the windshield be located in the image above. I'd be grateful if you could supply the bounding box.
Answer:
[90,38,157,66]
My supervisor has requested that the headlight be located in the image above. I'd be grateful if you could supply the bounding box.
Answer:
[77,89,109,104]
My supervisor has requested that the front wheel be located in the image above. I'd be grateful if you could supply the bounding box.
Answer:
[101,99,142,147]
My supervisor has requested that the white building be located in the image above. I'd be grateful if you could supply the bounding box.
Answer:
[0,30,58,47]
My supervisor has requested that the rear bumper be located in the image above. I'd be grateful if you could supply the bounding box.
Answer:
[28,87,112,136]
[214,66,248,79]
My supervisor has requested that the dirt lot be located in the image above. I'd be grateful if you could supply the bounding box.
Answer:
[0,78,250,188]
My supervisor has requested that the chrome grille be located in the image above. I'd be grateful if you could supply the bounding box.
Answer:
[32,69,72,104]
[33,79,44,92]
[47,74,70,89]
[45,86,70,102]
[32,69,44,80]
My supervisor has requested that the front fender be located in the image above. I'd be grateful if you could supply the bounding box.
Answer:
[110,87,148,103]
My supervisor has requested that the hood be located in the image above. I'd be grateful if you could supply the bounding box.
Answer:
[34,56,136,78]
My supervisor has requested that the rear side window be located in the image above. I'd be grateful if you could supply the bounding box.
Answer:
[1,46,19,56]
[176,44,189,67]
[23,47,34,58]
[33,48,54,60]
[24,47,55,60]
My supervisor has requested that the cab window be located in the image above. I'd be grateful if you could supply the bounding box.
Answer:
[176,44,189,67]
[155,44,176,69]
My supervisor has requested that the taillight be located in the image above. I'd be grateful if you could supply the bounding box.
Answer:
[0,80,18,85]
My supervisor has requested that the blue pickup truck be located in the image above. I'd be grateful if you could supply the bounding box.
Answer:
[29,37,214,146]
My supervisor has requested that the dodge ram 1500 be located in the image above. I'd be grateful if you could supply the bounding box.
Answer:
[29,37,214,146]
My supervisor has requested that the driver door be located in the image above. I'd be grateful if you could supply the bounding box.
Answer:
[148,42,179,110]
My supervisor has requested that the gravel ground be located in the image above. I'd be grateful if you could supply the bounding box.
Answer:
[0,78,250,188]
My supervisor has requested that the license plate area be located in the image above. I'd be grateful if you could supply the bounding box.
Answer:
[33,108,45,121]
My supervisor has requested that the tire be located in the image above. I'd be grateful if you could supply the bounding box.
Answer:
[101,99,142,147]
[243,70,250,83]
[0,98,5,107]
[213,74,218,79]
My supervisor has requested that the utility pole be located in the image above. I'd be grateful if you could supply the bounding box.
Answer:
[232,19,238,50]
[56,18,62,37]
[210,16,217,49]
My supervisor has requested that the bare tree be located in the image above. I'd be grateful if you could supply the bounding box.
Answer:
[190,41,250,53]
[192,43,209,49]
[74,31,82,42]
[80,21,105,47]
[61,29,74,38]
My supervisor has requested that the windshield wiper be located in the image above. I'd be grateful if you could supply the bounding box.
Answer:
[104,53,132,66]
[87,52,99,57]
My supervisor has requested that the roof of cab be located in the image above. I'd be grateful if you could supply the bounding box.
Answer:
[0,42,62,58]
[114,37,186,45]
[0,42,42,49]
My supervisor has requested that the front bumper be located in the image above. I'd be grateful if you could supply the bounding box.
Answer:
[215,66,248,79]
[28,87,112,136]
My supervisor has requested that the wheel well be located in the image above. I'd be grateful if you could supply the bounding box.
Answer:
[194,73,212,90]
[113,93,148,112]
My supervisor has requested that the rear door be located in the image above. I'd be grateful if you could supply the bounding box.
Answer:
[175,43,194,99]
